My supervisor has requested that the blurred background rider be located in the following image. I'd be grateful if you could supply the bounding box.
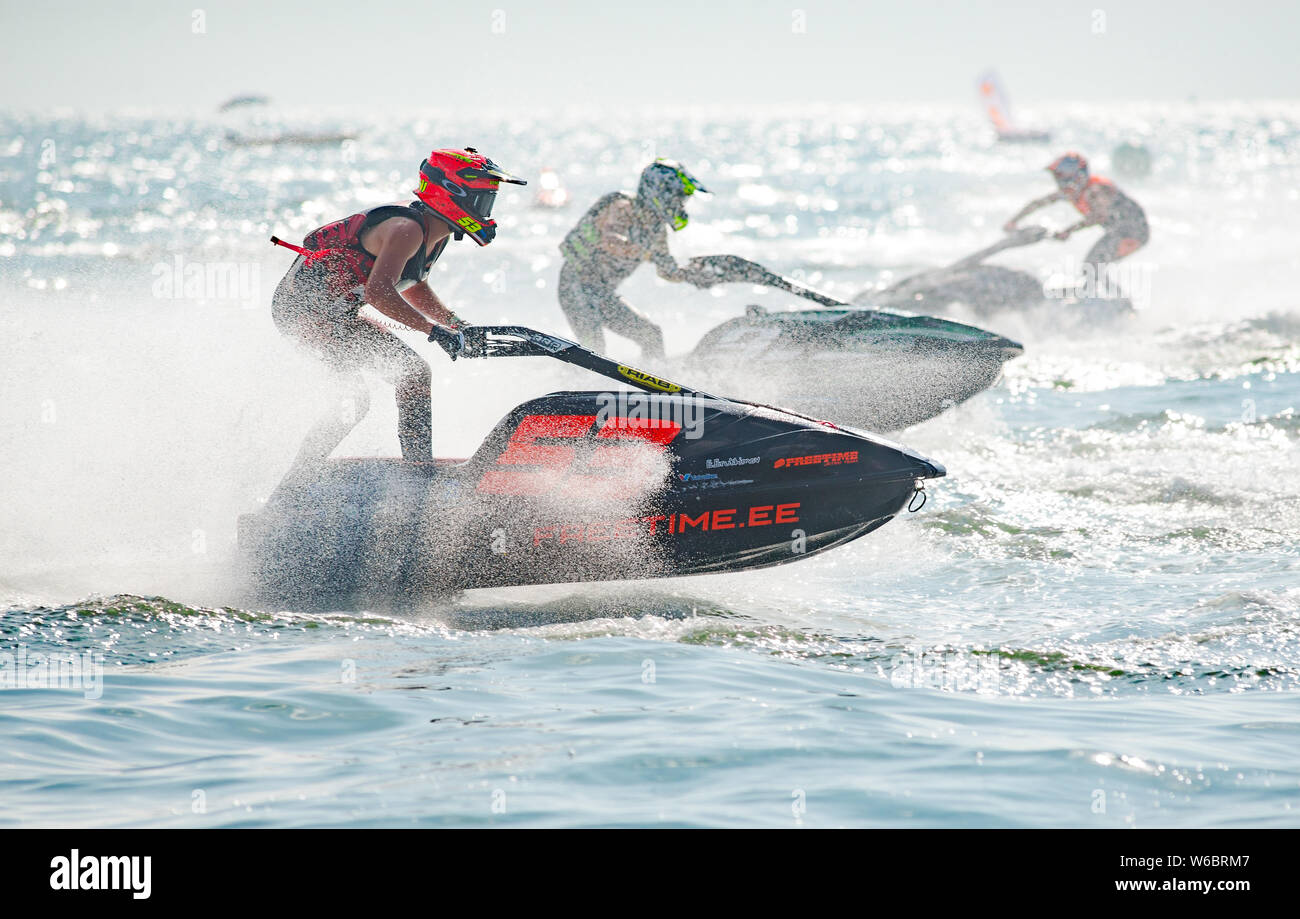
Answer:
[557,159,714,359]
[1004,152,1149,284]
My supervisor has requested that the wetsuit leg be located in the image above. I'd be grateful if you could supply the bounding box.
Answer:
[350,318,433,463]
[557,262,665,359]
[1081,223,1148,299]
[598,294,666,360]
[272,259,434,466]
[1084,217,1149,273]
[557,262,607,353]
[1084,232,1122,271]
[281,370,371,483]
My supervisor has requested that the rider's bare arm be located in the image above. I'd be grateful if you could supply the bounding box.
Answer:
[649,227,688,282]
[403,282,463,328]
[1053,220,1089,240]
[361,218,440,336]
[1005,191,1065,230]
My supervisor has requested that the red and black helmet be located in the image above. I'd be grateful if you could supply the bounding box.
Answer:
[1047,152,1089,193]
[414,147,527,246]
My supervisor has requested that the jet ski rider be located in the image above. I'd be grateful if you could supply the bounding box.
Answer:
[558,159,715,359]
[270,147,526,474]
[1004,152,1149,277]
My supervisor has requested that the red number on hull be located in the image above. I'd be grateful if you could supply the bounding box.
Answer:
[477,414,682,496]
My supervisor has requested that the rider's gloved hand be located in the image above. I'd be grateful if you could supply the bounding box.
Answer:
[683,266,718,289]
[428,323,466,361]
[1003,220,1018,233]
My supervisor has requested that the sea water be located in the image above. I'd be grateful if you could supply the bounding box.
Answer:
[1,102,1298,826]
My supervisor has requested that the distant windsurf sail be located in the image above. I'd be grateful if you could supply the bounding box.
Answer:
[976,70,1051,143]
[977,70,1014,133]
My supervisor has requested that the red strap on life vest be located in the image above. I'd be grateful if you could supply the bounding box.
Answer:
[269,235,340,267]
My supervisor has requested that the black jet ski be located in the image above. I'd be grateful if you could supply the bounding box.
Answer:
[238,326,945,608]
[854,226,1135,324]
[672,255,1024,431]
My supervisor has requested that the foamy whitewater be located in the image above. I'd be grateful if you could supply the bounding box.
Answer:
[1,102,1298,826]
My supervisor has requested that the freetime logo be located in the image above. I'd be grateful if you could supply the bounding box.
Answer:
[774,451,859,469]
[49,850,151,899]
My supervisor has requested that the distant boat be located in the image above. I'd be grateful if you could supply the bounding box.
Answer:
[976,70,1052,144]
[218,94,271,112]
[217,94,357,147]
[224,129,357,147]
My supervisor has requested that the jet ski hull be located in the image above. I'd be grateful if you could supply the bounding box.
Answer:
[680,306,1023,431]
[863,265,1135,326]
[239,391,944,607]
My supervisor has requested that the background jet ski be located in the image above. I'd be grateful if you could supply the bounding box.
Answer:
[238,326,945,609]
[853,226,1136,324]
[672,254,1024,431]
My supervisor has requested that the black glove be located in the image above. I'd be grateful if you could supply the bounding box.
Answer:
[428,324,466,361]
[682,264,720,289]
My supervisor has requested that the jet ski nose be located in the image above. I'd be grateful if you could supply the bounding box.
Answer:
[995,335,1025,359]
[873,435,947,481]
[921,457,947,478]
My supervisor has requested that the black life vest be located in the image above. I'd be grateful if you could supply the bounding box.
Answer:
[559,192,663,287]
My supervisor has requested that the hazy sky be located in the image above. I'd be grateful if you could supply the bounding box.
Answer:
[2,0,1297,110]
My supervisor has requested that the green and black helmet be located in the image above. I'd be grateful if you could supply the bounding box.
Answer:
[636,158,709,231]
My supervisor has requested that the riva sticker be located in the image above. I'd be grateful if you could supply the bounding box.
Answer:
[617,365,683,393]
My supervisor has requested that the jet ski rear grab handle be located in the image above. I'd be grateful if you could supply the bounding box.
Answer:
[948,224,1048,270]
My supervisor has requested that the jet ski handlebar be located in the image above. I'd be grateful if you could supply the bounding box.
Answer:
[461,325,718,400]
[684,254,848,308]
[949,225,1050,270]
[461,325,575,359]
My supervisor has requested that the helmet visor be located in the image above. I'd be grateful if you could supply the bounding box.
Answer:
[465,187,497,220]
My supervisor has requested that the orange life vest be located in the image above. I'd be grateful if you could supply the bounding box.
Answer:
[1069,176,1116,219]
